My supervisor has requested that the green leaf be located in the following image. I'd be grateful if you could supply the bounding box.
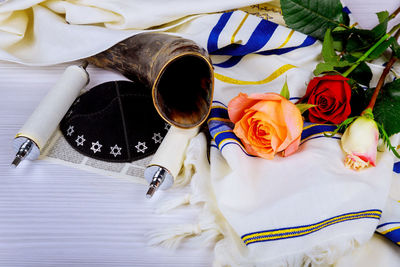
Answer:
[349,51,364,59]
[324,116,358,137]
[331,26,348,52]
[296,103,316,114]
[314,60,353,76]
[313,60,352,75]
[347,61,372,86]
[281,0,345,40]
[391,39,400,58]
[313,62,335,75]
[343,12,388,53]
[350,38,394,61]
[332,39,343,51]
[377,11,389,23]
[280,78,290,99]
[332,26,347,33]
[374,79,400,136]
[349,82,371,116]
[322,28,337,62]
[367,37,394,60]
[336,54,372,86]
[376,121,400,159]
[371,11,389,39]
[314,28,355,75]
[332,59,353,67]
[345,30,375,52]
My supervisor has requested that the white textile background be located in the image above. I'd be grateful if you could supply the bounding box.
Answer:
[0,0,270,65]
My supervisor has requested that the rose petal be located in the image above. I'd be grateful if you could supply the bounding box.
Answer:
[319,75,349,82]
[250,98,288,142]
[228,93,285,123]
[342,80,352,100]
[303,77,323,99]
[228,93,259,123]
[319,80,347,99]
[246,111,280,151]
[241,135,275,160]
[247,92,284,101]
[278,98,303,151]
[283,135,301,157]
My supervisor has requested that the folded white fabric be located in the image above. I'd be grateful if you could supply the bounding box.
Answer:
[207,130,393,266]
[0,0,269,65]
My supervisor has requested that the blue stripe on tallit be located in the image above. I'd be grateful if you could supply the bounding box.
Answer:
[207,12,233,53]
[393,162,400,173]
[257,35,316,56]
[301,125,337,140]
[211,19,278,56]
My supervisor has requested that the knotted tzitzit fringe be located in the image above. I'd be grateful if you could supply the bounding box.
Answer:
[147,212,221,249]
[157,134,212,213]
[148,133,223,249]
[156,173,212,213]
[173,132,203,187]
[147,223,202,249]
[156,193,192,213]
[174,160,195,187]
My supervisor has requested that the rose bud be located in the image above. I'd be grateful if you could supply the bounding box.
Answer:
[341,116,379,170]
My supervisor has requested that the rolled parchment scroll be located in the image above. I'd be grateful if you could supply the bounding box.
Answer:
[12,64,89,167]
[144,126,199,198]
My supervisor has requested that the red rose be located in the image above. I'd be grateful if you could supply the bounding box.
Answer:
[302,75,351,124]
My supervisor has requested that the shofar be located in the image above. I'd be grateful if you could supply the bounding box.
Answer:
[87,32,214,129]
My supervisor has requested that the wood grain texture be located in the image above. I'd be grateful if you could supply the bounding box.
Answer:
[0,61,212,267]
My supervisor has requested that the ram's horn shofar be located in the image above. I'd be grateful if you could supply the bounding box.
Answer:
[87,32,214,129]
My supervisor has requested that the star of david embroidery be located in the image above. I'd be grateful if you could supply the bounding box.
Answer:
[90,141,102,154]
[66,125,74,136]
[135,141,147,153]
[164,123,171,130]
[152,133,163,144]
[75,135,86,146]
[110,144,122,157]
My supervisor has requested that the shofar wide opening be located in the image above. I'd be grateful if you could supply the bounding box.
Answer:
[154,54,213,129]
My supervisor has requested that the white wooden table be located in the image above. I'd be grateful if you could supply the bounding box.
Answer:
[0,62,213,266]
[1,1,400,266]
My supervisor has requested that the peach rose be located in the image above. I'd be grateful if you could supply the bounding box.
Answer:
[228,92,303,159]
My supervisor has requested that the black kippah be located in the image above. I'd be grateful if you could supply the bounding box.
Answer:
[60,80,169,162]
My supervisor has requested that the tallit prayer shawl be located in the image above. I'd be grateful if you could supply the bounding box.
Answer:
[1,0,399,266]
[166,11,399,266]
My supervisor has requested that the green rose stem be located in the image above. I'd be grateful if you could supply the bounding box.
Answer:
[342,24,400,78]
[342,6,400,78]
